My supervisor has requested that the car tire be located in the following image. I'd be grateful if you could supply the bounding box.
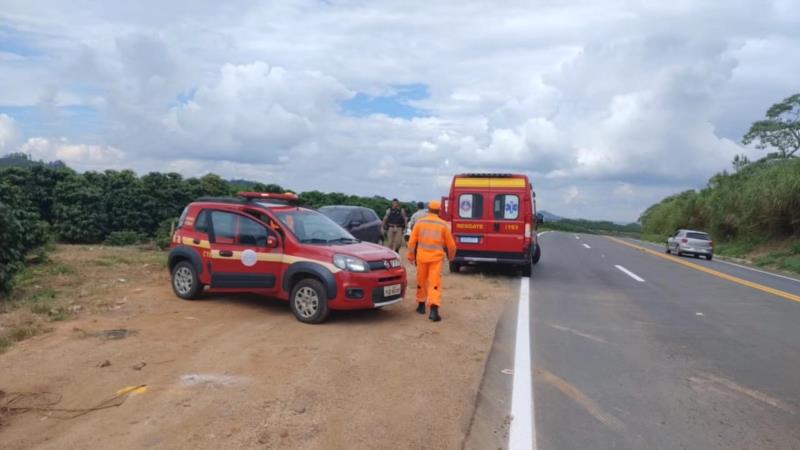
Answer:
[532,243,542,265]
[706,254,713,261]
[171,261,203,300]
[449,262,461,273]
[675,245,682,257]
[290,278,330,324]
[665,244,671,254]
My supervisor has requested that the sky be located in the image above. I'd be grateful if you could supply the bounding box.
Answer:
[0,0,798,222]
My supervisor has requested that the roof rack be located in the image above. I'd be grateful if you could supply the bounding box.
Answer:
[195,196,249,205]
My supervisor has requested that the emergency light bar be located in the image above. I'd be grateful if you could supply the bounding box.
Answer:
[237,191,300,204]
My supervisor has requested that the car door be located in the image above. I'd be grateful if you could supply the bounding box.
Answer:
[208,210,283,291]
[484,190,526,255]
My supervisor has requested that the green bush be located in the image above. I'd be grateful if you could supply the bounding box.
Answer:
[104,230,149,246]
[155,217,178,250]
[0,181,50,295]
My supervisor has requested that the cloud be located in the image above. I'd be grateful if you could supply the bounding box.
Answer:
[20,137,124,169]
[1,0,799,221]
[0,114,19,151]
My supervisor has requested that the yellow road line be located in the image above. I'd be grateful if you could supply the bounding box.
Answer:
[606,236,800,304]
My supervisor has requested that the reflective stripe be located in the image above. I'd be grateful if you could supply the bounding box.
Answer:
[416,219,445,226]
[419,229,443,240]
[418,242,444,251]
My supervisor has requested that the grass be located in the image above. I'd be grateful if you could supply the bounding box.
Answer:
[0,244,166,353]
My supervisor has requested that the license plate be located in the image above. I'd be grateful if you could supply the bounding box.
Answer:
[460,236,480,244]
[384,284,402,297]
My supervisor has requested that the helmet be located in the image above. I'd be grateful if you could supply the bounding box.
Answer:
[428,200,441,210]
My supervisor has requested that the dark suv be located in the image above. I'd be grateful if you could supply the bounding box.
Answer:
[168,193,406,324]
[318,206,383,244]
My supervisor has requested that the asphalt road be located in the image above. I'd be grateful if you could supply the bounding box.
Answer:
[527,231,800,450]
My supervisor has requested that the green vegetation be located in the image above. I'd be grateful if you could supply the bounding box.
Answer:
[0,160,418,294]
[641,94,800,274]
[540,218,641,237]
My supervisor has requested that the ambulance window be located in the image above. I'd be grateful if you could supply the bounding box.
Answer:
[458,194,483,219]
[494,195,520,220]
[210,211,237,244]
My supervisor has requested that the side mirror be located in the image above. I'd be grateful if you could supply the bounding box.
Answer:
[535,213,544,224]
[266,236,279,248]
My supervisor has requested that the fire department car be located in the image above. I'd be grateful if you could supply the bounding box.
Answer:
[440,173,542,276]
[167,192,407,324]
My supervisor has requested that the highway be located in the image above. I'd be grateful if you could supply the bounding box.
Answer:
[518,231,800,449]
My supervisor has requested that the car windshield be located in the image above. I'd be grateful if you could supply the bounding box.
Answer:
[687,232,710,240]
[275,209,358,244]
[319,208,351,225]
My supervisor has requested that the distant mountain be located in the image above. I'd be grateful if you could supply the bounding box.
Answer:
[0,152,66,169]
[538,210,563,222]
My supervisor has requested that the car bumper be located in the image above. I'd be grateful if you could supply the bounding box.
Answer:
[453,249,530,265]
[678,246,712,255]
[329,268,407,310]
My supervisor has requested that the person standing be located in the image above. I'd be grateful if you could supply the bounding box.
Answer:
[408,201,427,232]
[382,198,407,252]
[407,200,456,322]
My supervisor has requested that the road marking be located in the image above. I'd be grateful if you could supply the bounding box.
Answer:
[608,237,800,304]
[627,238,800,284]
[538,369,625,432]
[689,372,797,414]
[582,243,591,249]
[549,324,607,343]
[714,259,800,284]
[695,312,704,316]
[509,277,535,450]
[615,265,645,282]
[575,235,580,240]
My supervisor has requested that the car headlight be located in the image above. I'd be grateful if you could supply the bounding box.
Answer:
[333,254,369,272]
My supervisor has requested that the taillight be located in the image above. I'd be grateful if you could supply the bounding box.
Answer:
[524,223,531,238]
[681,238,688,243]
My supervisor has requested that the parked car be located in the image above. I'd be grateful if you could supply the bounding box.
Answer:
[439,173,542,276]
[666,229,713,260]
[318,205,384,244]
[168,192,406,324]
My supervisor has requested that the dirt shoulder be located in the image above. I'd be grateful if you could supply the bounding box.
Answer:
[0,245,513,449]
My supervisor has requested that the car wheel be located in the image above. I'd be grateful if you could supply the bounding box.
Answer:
[706,254,713,261]
[449,262,461,273]
[675,245,682,257]
[290,278,330,324]
[171,261,202,300]
[532,243,542,265]
[665,244,671,254]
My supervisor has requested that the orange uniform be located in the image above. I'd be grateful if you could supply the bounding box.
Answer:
[407,211,457,307]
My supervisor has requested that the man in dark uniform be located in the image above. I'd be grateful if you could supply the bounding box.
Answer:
[382,198,407,252]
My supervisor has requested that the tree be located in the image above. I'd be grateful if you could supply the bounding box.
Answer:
[732,154,750,172]
[743,93,800,158]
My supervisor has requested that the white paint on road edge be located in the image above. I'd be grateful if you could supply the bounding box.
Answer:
[582,243,591,249]
[509,277,535,450]
[615,265,645,282]
[714,259,800,284]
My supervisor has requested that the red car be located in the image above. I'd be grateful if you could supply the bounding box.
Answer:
[168,192,407,323]
[440,173,542,276]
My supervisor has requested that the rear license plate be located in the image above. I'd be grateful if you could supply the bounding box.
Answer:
[384,284,401,297]
[460,236,480,244]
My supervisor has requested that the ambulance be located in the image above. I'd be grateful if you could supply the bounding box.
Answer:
[440,173,542,276]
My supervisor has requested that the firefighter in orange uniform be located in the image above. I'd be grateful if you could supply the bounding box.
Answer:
[407,200,457,322]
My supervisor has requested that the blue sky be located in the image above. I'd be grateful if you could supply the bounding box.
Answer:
[1,1,798,221]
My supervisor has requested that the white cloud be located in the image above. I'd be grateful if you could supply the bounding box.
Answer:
[0,114,19,152]
[20,137,124,169]
[0,0,798,221]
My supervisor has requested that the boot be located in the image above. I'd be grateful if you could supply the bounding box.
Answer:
[416,302,426,314]
[429,305,441,322]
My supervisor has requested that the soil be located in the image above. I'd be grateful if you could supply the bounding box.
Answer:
[0,246,514,449]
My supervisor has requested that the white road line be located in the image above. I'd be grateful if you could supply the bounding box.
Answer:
[575,235,580,240]
[582,243,591,249]
[714,259,800,284]
[615,265,645,282]
[509,277,535,450]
